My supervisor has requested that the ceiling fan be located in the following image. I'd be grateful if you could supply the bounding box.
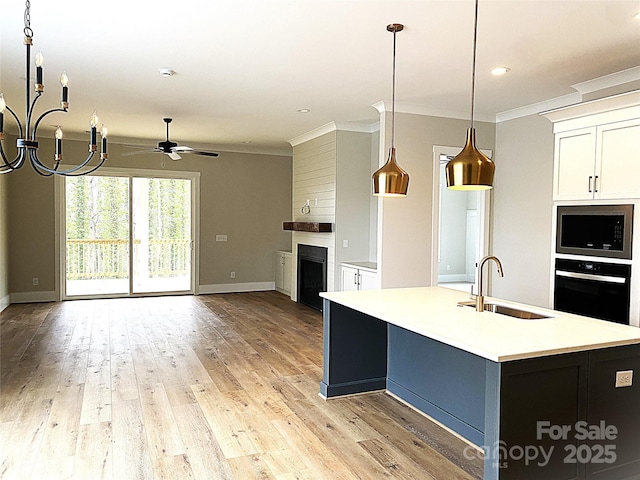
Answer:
[123,117,219,160]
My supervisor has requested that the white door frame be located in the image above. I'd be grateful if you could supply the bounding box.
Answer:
[55,166,201,300]
[431,145,492,289]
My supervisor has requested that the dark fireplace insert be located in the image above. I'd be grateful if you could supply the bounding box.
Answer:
[297,244,328,312]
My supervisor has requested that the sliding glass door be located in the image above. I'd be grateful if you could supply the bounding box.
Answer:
[63,170,197,298]
[132,177,191,293]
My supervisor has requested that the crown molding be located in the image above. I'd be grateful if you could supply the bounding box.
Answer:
[571,66,640,95]
[496,92,582,123]
[372,100,494,123]
[496,67,640,123]
[540,89,640,123]
[288,121,379,147]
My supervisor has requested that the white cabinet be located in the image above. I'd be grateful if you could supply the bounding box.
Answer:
[553,120,640,200]
[340,263,377,291]
[274,251,292,295]
[597,119,640,199]
[544,91,640,201]
[553,127,597,200]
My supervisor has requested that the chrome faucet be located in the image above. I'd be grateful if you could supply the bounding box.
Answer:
[474,255,504,312]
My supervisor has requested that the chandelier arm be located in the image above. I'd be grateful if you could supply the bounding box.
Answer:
[29,150,55,176]
[0,144,26,173]
[32,107,67,140]
[59,156,107,177]
[0,105,26,171]
[26,92,45,138]
[4,105,25,139]
[30,149,99,176]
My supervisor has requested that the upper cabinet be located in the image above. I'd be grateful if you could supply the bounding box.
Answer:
[543,91,640,201]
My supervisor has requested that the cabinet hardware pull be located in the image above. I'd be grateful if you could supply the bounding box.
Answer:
[588,176,593,192]
[594,175,598,192]
[354,273,358,285]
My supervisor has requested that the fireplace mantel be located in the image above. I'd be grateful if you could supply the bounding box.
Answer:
[283,222,334,233]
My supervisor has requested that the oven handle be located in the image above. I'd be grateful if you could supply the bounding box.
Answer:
[555,270,627,284]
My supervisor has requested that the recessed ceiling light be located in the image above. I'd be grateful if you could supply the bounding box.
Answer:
[242,140,252,144]
[635,10,640,19]
[490,66,510,76]
[296,108,311,113]
[159,68,176,77]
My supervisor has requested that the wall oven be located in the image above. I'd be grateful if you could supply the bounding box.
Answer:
[556,204,633,259]
[554,258,631,325]
[554,204,633,324]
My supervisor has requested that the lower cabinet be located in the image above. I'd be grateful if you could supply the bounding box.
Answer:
[499,344,640,480]
[274,251,292,295]
[340,263,377,291]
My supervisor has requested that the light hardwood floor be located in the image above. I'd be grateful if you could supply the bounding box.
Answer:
[0,291,483,479]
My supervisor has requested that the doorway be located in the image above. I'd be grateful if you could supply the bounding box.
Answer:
[61,168,199,299]
[432,145,491,293]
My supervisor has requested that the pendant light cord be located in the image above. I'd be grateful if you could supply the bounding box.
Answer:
[470,0,479,130]
[391,27,397,149]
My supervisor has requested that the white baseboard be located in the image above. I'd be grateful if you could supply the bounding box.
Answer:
[198,282,275,295]
[0,294,10,312]
[10,291,57,303]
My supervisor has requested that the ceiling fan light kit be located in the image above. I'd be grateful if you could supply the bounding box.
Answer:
[0,0,109,177]
[445,0,495,191]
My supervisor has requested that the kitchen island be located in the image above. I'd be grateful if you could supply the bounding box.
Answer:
[320,287,640,480]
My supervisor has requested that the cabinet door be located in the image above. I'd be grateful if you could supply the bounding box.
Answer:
[595,119,640,199]
[274,253,285,292]
[358,269,378,291]
[282,253,292,295]
[341,266,359,291]
[554,127,597,200]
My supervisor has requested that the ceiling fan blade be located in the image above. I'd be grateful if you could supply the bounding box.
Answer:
[189,150,220,157]
[122,148,161,156]
[173,146,194,153]
[168,152,182,161]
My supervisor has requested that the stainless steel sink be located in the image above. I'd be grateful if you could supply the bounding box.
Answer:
[457,301,551,320]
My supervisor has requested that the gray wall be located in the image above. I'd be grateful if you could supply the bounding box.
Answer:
[6,135,292,297]
[0,172,9,309]
[335,130,374,279]
[377,112,496,288]
[491,114,555,307]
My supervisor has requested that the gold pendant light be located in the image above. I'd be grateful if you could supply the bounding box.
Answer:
[446,0,495,190]
[373,23,409,197]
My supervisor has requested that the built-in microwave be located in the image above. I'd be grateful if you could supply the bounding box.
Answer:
[556,204,633,259]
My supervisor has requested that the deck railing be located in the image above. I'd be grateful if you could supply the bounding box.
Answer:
[66,239,190,280]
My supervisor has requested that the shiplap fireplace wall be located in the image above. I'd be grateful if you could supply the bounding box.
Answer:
[288,122,378,301]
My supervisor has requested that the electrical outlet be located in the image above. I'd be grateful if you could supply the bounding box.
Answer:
[446,265,451,271]
[32,277,39,286]
[230,271,236,279]
[615,370,633,388]
[216,235,228,242]
[343,240,349,248]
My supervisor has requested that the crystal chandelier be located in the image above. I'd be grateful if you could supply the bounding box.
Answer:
[0,1,108,176]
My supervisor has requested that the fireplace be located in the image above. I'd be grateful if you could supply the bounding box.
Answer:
[297,244,328,312]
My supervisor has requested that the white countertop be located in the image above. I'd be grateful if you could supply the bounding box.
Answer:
[341,261,377,272]
[320,286,640,362]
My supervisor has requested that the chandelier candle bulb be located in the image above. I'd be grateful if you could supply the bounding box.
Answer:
[0,94,4,135]
[60,72,69,107]
[35,51,44,90]
[101,125,108,155]
[89,111,98,150]
[55,126,62,160]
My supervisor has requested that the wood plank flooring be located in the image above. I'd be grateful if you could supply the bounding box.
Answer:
[0,291,483,479]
